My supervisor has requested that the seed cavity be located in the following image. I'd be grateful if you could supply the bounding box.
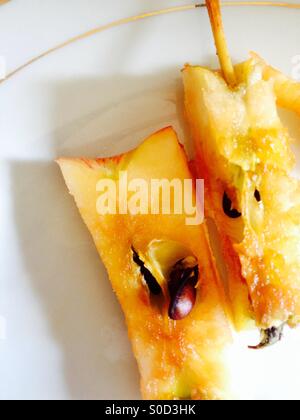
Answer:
[168,257,199,321]
[132,248,162,296]
[132,247,199,320]
[254,189,262,203]
[248,325,284,350]
[223,192,242,219]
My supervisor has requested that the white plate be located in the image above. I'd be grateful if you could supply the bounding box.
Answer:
[1,0,300,400]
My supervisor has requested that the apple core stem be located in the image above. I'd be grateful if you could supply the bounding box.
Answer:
[206,0,237,87]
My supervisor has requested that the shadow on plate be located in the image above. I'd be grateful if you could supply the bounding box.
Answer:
[10,160,141,399]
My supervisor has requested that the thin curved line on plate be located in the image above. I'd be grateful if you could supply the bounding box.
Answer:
[1,1,299,85]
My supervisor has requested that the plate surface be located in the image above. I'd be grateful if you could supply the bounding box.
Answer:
[1,0,300,400]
